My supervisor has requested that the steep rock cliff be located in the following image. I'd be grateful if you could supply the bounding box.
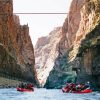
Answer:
[35,27,62,86]
[62,0,84,47]
[0,0,38,84]
[35,0,100,88]
[71,0,100,87]
[44,0,84,89]
[45,0,100,89]
[13,16,37,82]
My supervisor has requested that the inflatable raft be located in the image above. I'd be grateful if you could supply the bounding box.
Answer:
[62,88,92,93]
[17,87,34,92]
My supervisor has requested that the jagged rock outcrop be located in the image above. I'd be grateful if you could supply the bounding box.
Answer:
[0,0,38,85]
[35,27,62,86]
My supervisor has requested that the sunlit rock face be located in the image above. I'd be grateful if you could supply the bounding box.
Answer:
[62,0,84,48]
[35,27,62,86]
[71,0,100,87]
[0,0,38,85]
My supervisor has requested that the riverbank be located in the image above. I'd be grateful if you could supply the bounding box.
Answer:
[0,76,28,88]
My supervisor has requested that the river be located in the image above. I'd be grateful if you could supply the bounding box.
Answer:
[0,88,100,100]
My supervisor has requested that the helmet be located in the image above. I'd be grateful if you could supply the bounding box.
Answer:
[87,81,90,84]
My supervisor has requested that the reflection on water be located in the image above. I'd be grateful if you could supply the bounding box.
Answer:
[0,88,100,100]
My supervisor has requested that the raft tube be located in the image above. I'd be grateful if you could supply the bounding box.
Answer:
[73,89,92,94]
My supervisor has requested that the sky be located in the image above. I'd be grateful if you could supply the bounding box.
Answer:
[13,0,72,46]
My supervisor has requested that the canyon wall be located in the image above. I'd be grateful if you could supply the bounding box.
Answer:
[0,0,38,84]
[44,0,100,88]
[35,27,62,86]
[35,0,84,88]
[62,0,84,48]
[35,0,100,88]
[71,0,100,87]
[44,0,84,89]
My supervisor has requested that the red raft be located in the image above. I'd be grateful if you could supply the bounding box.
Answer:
[17,87,34,92]
[62,88,92,93]
[73,89,92,94]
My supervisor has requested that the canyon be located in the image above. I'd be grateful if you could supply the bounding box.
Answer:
[35,0,100,89]
[0,0,100,89]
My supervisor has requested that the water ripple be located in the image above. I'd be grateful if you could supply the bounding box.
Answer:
[0,88,100,100]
